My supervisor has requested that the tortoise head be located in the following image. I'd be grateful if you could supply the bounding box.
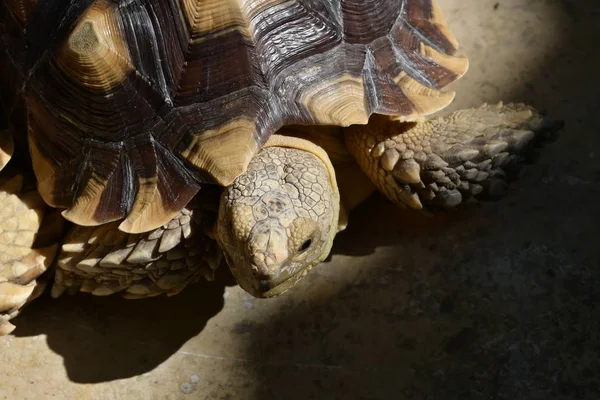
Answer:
[215,136,340,298]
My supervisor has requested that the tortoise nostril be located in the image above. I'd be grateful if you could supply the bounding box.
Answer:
[258,280,272,292]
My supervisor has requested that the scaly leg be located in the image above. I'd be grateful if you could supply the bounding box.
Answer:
[344,102,562,210]
[0,173,59,335]
[51,193,222,300]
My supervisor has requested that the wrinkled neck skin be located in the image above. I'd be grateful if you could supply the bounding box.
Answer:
[215,136,340,298]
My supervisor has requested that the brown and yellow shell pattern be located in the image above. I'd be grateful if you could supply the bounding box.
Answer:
[0,0,467,234]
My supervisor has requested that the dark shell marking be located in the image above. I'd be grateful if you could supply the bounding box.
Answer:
[0,0,467,233]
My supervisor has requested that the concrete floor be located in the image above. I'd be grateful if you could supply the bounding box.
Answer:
[2,0,600,399]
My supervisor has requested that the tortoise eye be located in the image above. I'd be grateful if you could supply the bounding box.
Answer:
[298,239,312,253]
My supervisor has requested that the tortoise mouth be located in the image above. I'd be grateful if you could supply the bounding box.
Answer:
[236,262,315,299]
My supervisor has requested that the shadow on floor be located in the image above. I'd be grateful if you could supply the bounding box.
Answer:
[12,269,234,383]
[244,1,600,399]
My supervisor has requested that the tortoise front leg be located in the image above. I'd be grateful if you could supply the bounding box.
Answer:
[344,103,562,210]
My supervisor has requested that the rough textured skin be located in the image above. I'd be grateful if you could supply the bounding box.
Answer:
[52,197,222,300]
[275,125,378,226]
[215,138,339,298]
[0,174,58,335]
[344,102,559,210]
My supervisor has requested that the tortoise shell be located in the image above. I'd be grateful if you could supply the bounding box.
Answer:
[0,0,468,233]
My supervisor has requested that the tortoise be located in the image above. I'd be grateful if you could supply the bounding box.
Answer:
[0,0,561,335]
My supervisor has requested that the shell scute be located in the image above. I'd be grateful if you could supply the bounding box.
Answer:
[1,0,467,233]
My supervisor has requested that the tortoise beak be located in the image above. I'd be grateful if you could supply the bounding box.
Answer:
[240,261,310,298]
[220,238,314,297]
[254,266,311,298]
[233,224,305,297]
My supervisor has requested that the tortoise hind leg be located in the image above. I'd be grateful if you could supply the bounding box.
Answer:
[344,102,563,210]
[0,174,59,336]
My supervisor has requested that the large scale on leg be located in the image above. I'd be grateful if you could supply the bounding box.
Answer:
[0,0,562,335]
